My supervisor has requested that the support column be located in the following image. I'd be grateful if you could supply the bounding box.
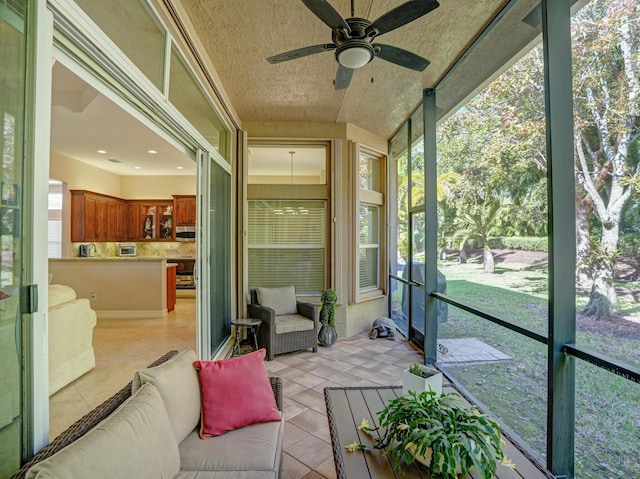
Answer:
[423,89,438,365]
[542,0,576,476]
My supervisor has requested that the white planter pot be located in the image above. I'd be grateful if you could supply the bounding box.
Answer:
[402,365,443,396]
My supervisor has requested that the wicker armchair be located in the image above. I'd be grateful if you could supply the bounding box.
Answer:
[249,286,319,361]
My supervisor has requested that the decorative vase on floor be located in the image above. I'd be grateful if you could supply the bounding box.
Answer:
[318,325,337,347]
[318,288,338,347]
[402,364,443,396]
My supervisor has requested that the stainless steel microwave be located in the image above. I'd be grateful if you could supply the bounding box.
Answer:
[176,226,196,242]
[117,243,137,256]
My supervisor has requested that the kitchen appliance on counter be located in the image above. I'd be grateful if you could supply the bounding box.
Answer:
[176,226,196,242]
[117,243,137,257]
[78,244,95,257]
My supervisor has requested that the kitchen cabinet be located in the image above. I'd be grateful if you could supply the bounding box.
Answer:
[71,190,127,242]
[127,200,174,241]
[173,195,196,226]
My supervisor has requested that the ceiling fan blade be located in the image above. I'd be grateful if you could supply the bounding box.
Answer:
[301,0,350,32]
[367,0,439,36]
[335,65,354,90]
[267,44,336,64]
[374,44,430,71]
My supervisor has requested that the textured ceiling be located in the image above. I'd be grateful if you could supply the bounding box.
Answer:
[179,0,508,139]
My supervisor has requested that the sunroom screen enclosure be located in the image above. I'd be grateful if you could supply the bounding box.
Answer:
[390,1,639,478]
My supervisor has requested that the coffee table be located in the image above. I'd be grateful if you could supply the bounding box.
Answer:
[324,385,553,479]
[324,386,428,479]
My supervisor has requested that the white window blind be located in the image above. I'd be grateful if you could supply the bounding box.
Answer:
[248,200,326,294]
[48,181,63,258]
[359,204,379,290]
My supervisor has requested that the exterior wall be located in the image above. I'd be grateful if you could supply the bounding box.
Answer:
[245,121,388,338]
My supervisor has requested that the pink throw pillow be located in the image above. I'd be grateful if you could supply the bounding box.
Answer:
[193,349,281,438]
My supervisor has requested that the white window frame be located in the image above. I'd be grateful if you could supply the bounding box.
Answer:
[350,141,387,303]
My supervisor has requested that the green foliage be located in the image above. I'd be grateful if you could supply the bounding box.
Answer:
[408,363,438,378]
[618,232,640,257]
[487,236,548,252]
[374,391,506,479]
[319,288,337,327]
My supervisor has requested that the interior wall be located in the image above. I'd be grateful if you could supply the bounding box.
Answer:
[120,175,196,198]
[49,151,121,195]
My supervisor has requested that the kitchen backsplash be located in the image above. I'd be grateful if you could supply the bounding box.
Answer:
[70,242,196,258]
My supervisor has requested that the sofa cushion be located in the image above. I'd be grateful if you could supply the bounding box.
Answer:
[132,347,200,443]
[193,349,281,438]
[274,314,314,334]
[178,417,284,476]
[26,383,180,479]
[256,286,297,316]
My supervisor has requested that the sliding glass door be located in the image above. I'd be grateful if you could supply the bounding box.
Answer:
[0,1,28,477]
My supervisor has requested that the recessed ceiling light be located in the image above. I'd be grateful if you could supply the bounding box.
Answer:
[107,158,121,163]
[134,166,142,170]
[177,166,184,170]
[97,149,107,154]
[147,150,157,154]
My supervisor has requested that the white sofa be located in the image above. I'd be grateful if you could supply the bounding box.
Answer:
[21,349,285,479]
[48,285,97,395]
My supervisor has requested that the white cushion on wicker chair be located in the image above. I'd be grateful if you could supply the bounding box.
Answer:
[256,286,298,316]
[275,315,314,334]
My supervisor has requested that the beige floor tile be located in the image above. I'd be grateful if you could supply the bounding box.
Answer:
[286,434,333,470]
[283,453,312,479]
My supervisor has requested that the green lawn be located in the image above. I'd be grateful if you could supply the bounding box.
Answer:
[434,257,640,479]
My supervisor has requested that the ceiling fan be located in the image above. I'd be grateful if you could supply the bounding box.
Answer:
[267,0,440,90]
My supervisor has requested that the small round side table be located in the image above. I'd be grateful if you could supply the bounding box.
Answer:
[231,318,262,356]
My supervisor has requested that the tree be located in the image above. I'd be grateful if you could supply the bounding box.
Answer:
[451,197,508,274]
[572,0,640,319]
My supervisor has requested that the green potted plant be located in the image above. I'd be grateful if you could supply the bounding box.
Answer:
[370,390,510,479]
[403,362,442,396]
[318,288,337,347]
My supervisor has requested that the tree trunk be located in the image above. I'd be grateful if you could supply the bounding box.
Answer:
[582,225,618,320]
[575,196,593,287]
[483,245,495,274]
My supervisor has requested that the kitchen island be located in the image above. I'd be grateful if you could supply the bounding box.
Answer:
[49,257,184,318]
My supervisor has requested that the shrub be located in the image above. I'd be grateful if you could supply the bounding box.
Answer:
[487,236,547,252]
[618,232,640,257]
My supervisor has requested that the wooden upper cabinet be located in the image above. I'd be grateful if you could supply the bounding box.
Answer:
[173,195,196,226]
[71,190,182,242]
[71,190,126,242]
[127,200,174,241]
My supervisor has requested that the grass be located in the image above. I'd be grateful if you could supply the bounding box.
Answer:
[434,257,640,479]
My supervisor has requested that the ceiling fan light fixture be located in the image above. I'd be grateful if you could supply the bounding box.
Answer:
[336,44,373,69]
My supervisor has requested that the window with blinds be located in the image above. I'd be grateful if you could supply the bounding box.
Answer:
[248,200,326,294]
[359,204,379,290]
[48,180,63,258]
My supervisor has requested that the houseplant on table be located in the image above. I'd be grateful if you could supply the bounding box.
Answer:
[318,288,337,347]
[355,390,509,479]
[402,362,443,396]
